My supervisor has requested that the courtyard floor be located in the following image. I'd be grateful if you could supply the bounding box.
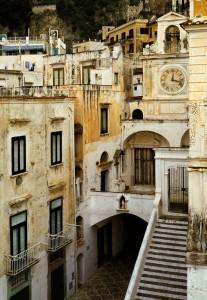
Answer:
[69,247,137,300]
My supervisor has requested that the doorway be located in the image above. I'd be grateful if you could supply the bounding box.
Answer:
[10,286,29,300]
[168,167,188,213]
[101,170,108,191]
[51,264,64,300]
[97,222,112,267]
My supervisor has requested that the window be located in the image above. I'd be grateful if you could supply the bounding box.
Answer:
[129,43,134,53]
[53,68,64,85]
[150,28,152,38]
[50,198,62,234]
[11,212,27,255]
[140,28,149,34]
[121,32,126,40]
[114,72,118,85]
[51,131,62,165]
[129,29,134,38]
[134,148,155,185]
[83,66,93,84]
[132,109,143,120]
[100,108,108,134]
[110,37,114,45]
[12,136,26,175]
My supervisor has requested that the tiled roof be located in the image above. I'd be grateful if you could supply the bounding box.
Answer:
[182,16,207,26]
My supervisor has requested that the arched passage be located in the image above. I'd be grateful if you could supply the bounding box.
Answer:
[96,213,147,267]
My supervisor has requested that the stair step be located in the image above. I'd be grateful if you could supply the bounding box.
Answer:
[151,237,186,247]
[154,227,187,236]
[142,270,187,282]
[146,254,185,263]
[158,218,188,224]
[143,266,187,276]
[157,222,188,229]
[152,233,186,241]
[136,289,187,300]
[138,282,187,295]
[148,249,186,258]
[140,278,187,288]
[150,243,186,252]
[145,260,186,269]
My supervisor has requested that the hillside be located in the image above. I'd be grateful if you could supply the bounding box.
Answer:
[0,0,171,52]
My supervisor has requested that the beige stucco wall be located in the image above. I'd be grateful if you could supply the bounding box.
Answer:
[0,96,75,297]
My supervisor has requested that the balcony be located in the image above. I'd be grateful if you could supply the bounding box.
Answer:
[47,224,74,252]
[127,35,134,40]
[5,242,42,276]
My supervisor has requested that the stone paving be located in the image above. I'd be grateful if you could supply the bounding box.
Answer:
[69,248,137,300]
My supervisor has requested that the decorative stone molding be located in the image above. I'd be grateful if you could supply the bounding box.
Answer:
[9,194,32,207]
[49,117,66,124]
[48,181,66,192]
[9,118,31,124]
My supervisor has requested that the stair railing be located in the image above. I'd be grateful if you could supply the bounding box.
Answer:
[125,192,161,300]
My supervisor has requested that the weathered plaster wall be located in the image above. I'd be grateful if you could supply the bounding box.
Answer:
[0,96,76,298]
[187,267,207,300]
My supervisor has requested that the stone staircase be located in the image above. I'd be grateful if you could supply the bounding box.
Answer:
[135,217,188,300]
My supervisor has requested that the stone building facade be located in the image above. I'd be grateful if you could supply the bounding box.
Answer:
[0,96,76,300]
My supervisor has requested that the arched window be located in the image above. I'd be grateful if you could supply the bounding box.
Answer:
[76,216,84,241]
[100,151,109,163]
[165,26,180,53]
[100,152,109,192]
[119,196,126,209]
[132,109,143,120]
[75,166,83,205]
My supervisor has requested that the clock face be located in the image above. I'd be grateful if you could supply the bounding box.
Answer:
[159,67,186,94]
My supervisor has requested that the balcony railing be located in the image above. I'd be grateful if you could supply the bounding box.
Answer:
[47,224,74,252]
[0,86,70,97]
[5,243,42,276]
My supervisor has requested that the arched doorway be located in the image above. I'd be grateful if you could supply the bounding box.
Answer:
[77,253,84,288]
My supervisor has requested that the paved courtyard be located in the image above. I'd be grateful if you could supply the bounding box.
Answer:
[69,248,137,300]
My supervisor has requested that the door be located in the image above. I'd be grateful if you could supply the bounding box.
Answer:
[97,222,112,267]
[51,264,64,300]
[168,167,188,213]
[101,170,108,191]
[10,286,29,300]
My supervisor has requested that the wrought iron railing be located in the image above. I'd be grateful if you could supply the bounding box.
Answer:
[5,243,42,276]
[47,224,74,252]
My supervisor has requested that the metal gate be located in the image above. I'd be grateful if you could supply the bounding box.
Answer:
[168,167,188,213]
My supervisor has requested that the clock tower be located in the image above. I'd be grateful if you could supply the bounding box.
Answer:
[137,10,189,216]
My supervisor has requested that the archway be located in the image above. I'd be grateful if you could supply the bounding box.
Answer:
[123,131,170,189]
[181,130,189,147]
[165,25,180,53]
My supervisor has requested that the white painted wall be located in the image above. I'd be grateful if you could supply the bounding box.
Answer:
[187,267,207,300]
